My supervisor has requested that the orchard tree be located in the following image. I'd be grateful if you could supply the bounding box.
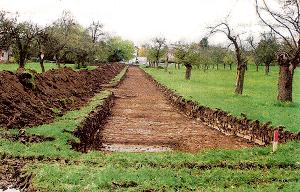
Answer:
[199,37,209,48]
[174,42,199,80]
[256,0,300,102]
[255,32,279,75]
[151,37,167,67]
[107,37,135,62]
[223,51,235,70]
[210,46,226,70]
[210,23,247,95]
[246,36,260,71]
[42,11,77,68]
[145,45,157,67]
[0,11,41,69]
[87,20,104,43]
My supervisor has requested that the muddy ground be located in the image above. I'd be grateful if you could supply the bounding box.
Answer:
[101,67,253,152]
[0,64,124,129]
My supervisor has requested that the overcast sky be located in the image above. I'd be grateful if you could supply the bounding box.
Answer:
[0,0,264,45]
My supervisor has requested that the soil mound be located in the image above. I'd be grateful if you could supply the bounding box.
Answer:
[0,64,124,129]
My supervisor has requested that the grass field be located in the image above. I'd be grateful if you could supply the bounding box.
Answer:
[0,62,97,73]
[143,65,300,133]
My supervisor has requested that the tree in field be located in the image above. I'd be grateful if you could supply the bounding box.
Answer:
[87,21,104,43]
[199,37,209,48]
[210,46,226,70]
[255,33,279,75]
[256,0,300,102]
[42,11,77,68]
[107,37,135,62]
[209,23,247,94]
[0,12,12,61]
[223,51,235,70]
[72,30,94,68]
[144,45,157,67]
[0,12,41,70]
[246,36,260,71]
[174,42,199,80]
[151,37,167,67]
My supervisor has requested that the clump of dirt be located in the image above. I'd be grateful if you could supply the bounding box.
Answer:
[0,64,124,129]
[1,133,55,143]
[0,158,32,192]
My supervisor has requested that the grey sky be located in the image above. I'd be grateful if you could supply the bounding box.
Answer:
[0,0,264,45]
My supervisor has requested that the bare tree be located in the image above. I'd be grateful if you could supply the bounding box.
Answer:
[256,0,300,102]
[153,37,166,67]
[246,36,260,72]
[209,23,247,94]
[88,21,104,43]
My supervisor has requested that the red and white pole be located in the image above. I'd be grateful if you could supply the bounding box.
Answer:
[272,130,279,152]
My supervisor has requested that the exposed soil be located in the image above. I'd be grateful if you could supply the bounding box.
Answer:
[71,93,114,152]
[0,64,124,129]
[0,158,30,192]
[101,67,253,152]
[0,133,54,143]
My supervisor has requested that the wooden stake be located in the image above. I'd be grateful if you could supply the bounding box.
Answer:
[273,130,279,152]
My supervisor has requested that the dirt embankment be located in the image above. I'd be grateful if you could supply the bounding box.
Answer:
[0,64,124,129]
[71,93,114,152]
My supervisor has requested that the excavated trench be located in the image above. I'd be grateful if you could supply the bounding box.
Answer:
[95,66,254,153]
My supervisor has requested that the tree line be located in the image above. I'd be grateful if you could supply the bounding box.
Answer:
[0,11,135,72]
[142,0,299,103]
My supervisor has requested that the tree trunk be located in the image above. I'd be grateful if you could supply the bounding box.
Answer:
[40,59,45,73]
[57,60,61,68]
[277,64,294,102]
[7,52,10,63]
[164,57,169,72]
[224,63,226,69]
[55,55,61,68]
[256,64,259,72]
[39,52,45,73]
[185,64,192,80]
[265,63,270,75]
[235,65,246,94]
[216,63,219,70]
[19,52,26,69]
[229,64,232,70]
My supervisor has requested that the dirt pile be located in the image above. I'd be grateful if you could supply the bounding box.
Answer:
[0,64,124,129]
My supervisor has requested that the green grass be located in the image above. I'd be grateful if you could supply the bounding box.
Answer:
[109,66,128,86]
[143,65,300,133]
[1,65,300,191]
[23,141,300,191]
[0,62,97,73]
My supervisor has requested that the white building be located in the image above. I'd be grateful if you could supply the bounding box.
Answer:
[0,49,10,63]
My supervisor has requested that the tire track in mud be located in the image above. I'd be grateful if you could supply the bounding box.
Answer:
[101,67,254,152]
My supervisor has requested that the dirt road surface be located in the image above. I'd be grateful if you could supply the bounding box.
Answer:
[101,67,253,152]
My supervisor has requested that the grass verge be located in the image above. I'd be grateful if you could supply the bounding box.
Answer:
[0,62,97,73]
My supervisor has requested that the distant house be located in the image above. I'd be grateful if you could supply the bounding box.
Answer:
[128,57,147,65]
[0,49,10,63]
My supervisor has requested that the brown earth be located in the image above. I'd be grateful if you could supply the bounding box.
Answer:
[0,64,124,129]
[101,67,253,152]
